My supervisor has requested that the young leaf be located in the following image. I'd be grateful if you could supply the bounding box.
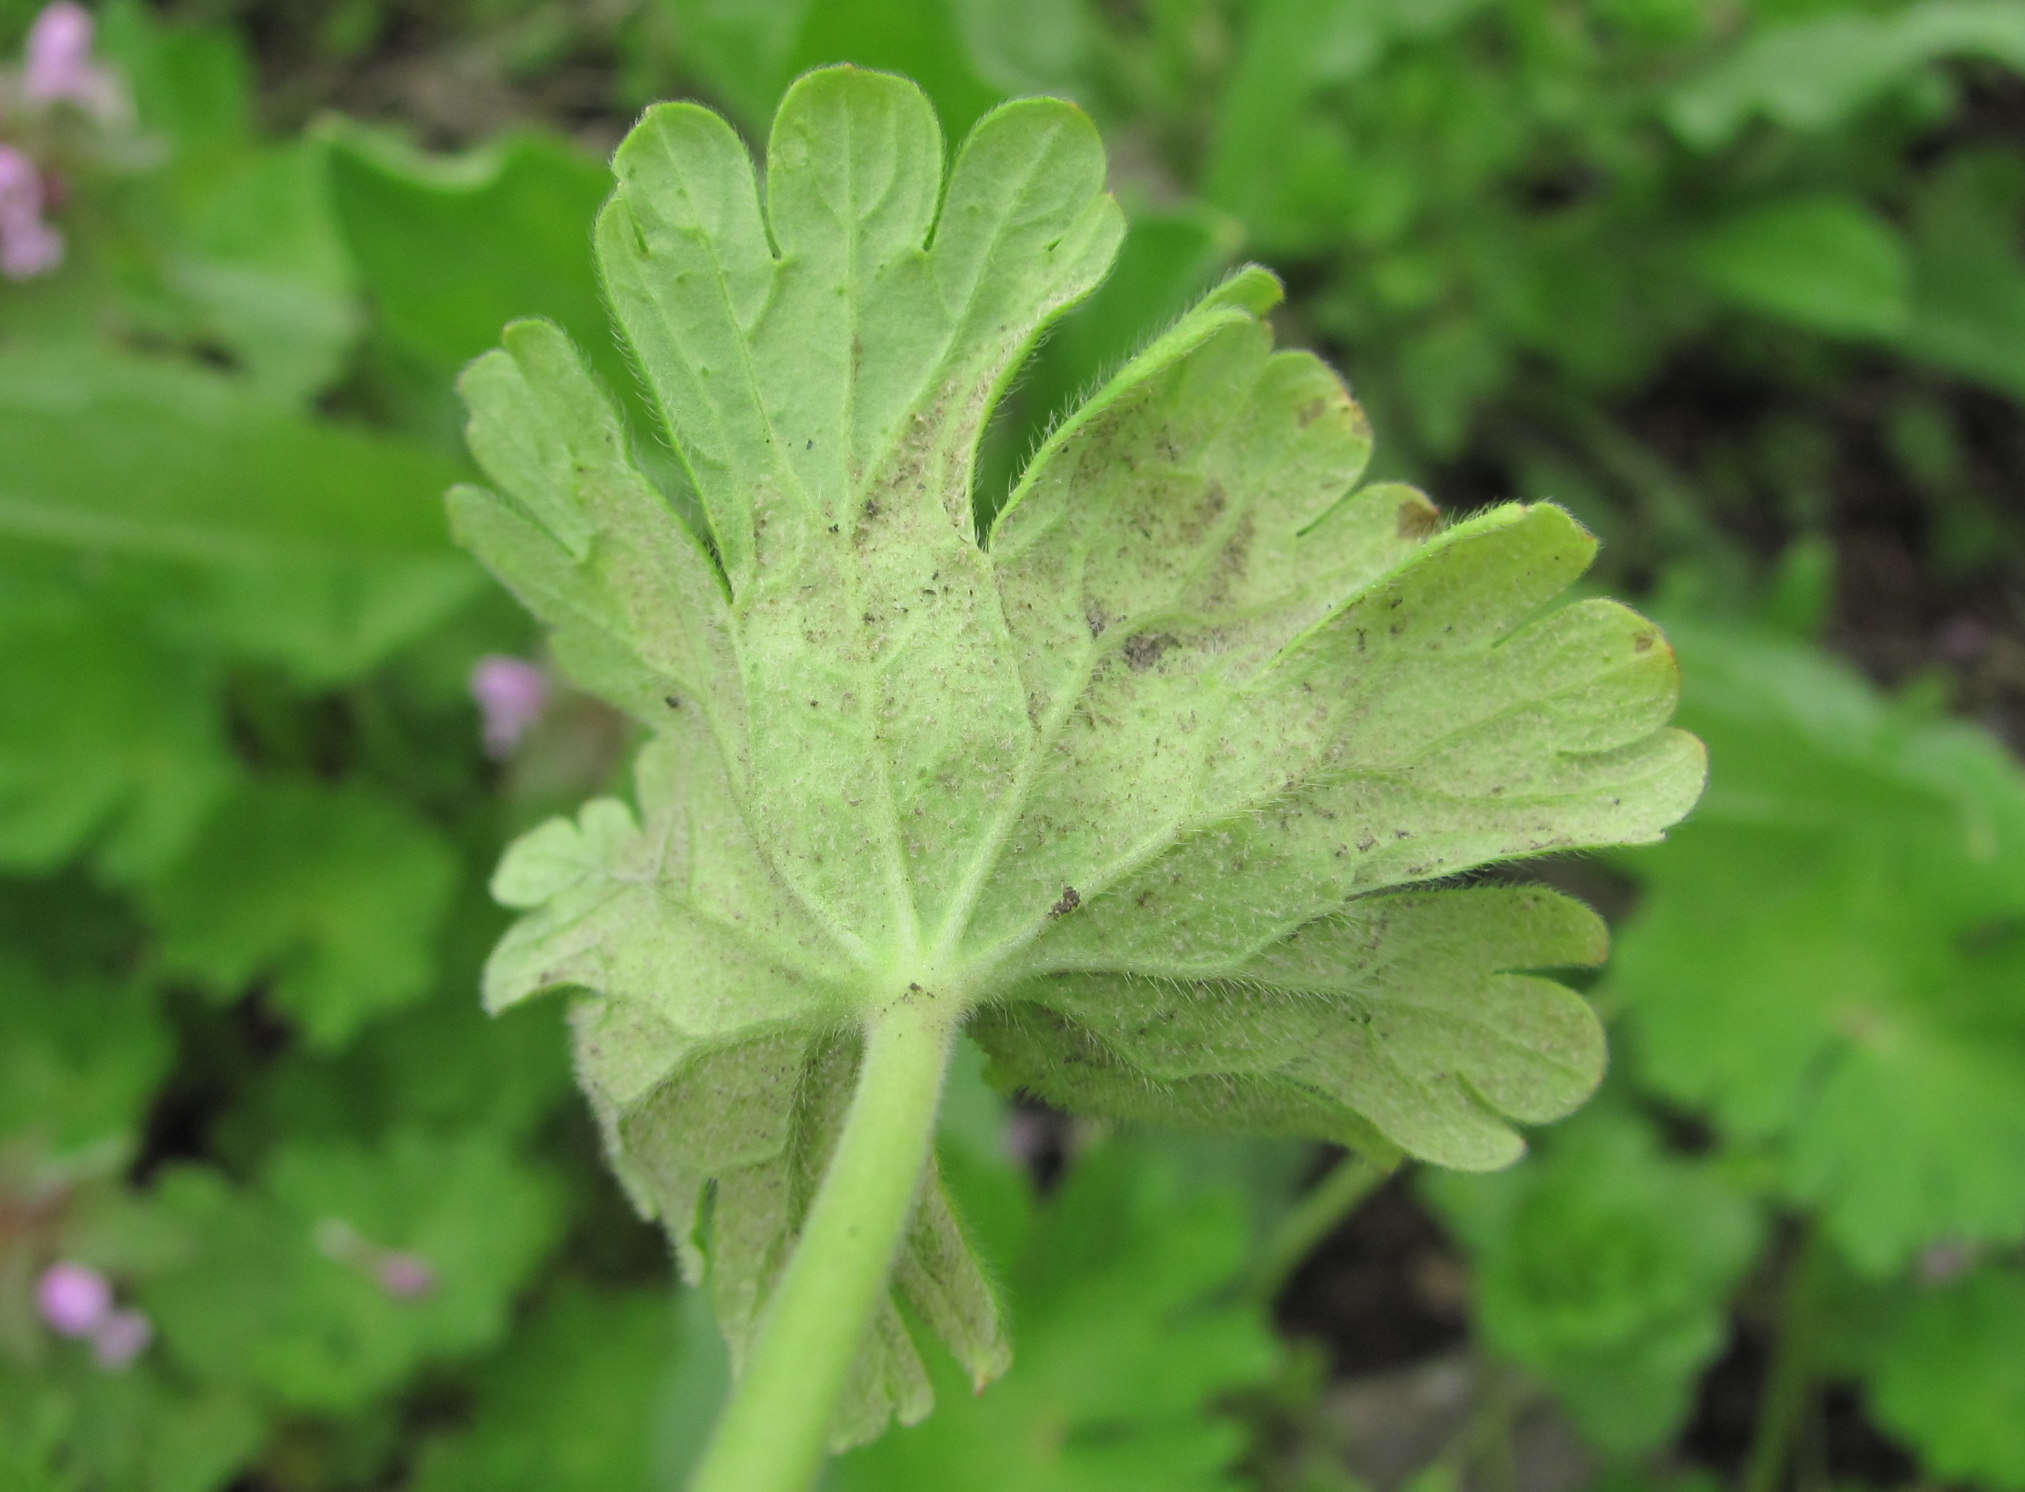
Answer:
[459,67,1702,1441]
[1422,1101,1764,1456]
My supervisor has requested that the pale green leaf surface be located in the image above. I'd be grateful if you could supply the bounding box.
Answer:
[141,1131,564,1415]
[145,780,461,1049]
[486,734,1005,1441]
[462,68,1700,1439]
[1608,620,2025,1273]
[977,886,1609,1172]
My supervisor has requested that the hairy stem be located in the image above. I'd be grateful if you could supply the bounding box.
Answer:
[690,994,957,1492]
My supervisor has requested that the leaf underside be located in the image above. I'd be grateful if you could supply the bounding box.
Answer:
[459,66,1704,1443]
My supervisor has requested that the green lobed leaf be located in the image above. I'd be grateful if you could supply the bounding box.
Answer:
[1685,194,1911,341]
[144,779,461,1049]
[404,1281,685,1492]
[319,123,624,398]
[0,1357,262,1492]
[1423,1100,1764,1456]
[460,67,1701,1439]
[164,136,363,406]
[653,0,1003,140]
[0,345,465,562]
[141,1130,565,1415]
[228,991,572,1153]
[1903,149,2025,403]
[1606,619,2025,1274]
[1666,1,2025,150]
[1855,1265,2025,1491]
[0,569,231,881]
[0,956,173,1161]
[70,9,361,407]
[0,346,480,686]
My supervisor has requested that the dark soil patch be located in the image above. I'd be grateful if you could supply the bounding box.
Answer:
[1275,1175,1470,1377]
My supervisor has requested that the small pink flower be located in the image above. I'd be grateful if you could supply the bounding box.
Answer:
[37,1260,112,1337]
[22,3,124,119]
[0,145,64,280]
[470,655,550,757]
[90,1308,153,1368]
[375,1251,437,1300]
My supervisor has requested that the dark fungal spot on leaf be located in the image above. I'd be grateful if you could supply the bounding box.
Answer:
[1634,633,1655,653]
[663,694,681,710]
[1396,496,1440,540]
[1176,482,1227,545]
[1123,632,1176,672]
[1085,603,1109,638]
[1048,886,1081,918]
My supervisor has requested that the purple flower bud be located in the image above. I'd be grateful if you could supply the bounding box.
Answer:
[22,3,122,117]
[375,1251,437,1300]
[470,655,550,757]
[0,145,64,280]
[90,1308,153,1369]
[36,1260,112,1337]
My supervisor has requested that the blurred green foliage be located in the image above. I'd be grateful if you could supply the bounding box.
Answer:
[2,0,2022,1488]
